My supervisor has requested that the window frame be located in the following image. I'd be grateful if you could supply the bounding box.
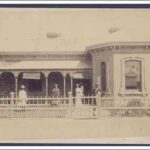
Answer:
[119,57,147,96]
[125,60,142,91]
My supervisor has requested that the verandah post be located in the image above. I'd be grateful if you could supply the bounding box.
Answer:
[68,92,73,119]
[96,92,101,119]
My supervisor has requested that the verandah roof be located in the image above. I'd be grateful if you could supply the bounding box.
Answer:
[0,60,92,70]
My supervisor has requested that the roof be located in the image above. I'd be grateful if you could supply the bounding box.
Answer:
[0,60,92,70]
[0,8,150,52]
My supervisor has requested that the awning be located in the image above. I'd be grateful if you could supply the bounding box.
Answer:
[73,72,91,79]
[23,72,41,80]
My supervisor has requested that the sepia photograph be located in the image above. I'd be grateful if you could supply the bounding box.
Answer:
[0,5,149,145]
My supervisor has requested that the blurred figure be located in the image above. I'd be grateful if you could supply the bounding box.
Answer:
[91,83,101,105]
[52,83,60,98]
[18,85,28,107]
[80,84,84,96]
[51,83,60,106]
[92,83,101,96]
[75,83,82,107]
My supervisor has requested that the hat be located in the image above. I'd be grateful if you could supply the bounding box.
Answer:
[21,85,25,89]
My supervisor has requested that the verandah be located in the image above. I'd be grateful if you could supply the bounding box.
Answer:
[0,71,92,98]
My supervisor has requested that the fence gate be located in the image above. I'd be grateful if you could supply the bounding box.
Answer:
[72,96,97,119]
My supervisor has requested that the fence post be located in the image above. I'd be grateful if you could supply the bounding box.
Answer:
[68,92,73,119]
[10,92,15,119]
[96,92,101,119]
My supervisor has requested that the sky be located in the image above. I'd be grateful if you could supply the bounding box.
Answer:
[0,8,149,52]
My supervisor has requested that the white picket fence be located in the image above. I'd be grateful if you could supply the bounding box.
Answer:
[0,95,97,119]
[99,96,150,118]
[0,95,150,119]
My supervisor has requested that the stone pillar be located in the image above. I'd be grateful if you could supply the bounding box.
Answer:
[10,91,15,118]
[96,92,101,119]
[68,91,73,119]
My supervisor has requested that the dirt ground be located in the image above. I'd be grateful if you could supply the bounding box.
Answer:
[0,118,150,143]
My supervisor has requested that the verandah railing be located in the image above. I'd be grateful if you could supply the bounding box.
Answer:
[0,94,150,119]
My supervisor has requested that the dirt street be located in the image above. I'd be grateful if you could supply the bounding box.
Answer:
[0,118,150,143]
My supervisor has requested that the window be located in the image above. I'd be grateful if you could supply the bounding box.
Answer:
[101,62,107,92]
[125,60,142,91]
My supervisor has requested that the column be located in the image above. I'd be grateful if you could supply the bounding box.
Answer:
[122,60,125,92]
[70,72,73,94]
[63,73,66,97]
[141,60,146,94]
[43,71,49,97]
[106,62,110,94]
[119,59,125,96]
[13,72,19,97]
[15,77,18,97]
[46,76,48,97]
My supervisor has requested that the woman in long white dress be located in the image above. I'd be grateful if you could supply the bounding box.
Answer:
[75,84,82,107]
[51,83,60,106]
[18,85,27,107]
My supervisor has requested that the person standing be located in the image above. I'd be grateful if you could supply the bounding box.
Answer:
[80,84,84,97]
[75,83,82,107]
[51,83,60,106]
[52,83,60,97]
[92,83,101,96]
[91,83,102,105]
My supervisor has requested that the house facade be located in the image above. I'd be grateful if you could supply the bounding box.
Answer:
[87,42,150,97]
[0,41,150,98]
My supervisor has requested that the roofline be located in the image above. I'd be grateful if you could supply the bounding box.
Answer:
[86,41,150,52]
[1,41,150,56]
[0,51,86,56]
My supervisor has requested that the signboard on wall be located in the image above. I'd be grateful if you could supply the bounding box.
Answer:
[73,72,91,79]
[23,73,41,80]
